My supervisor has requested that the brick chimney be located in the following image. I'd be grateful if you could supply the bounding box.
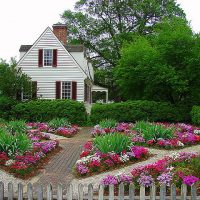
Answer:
[53,23,67,45]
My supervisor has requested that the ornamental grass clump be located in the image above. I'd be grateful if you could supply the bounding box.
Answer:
[93,133,132,154]
[6,120,27,135]
[48,118,71,129]
[99,119,117,129]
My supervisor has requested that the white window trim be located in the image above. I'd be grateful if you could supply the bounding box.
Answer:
[43,49,53,66]
[61,81,72,99]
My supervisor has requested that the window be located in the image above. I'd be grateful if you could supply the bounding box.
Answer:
[44,49,53,66]
[62,81,71,99]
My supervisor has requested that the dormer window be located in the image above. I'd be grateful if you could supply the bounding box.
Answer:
[44,49,53,66]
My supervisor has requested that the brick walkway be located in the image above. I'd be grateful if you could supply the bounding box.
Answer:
[33,127,92,190]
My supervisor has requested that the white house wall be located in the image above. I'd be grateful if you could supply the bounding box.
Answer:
[18,28,87,101]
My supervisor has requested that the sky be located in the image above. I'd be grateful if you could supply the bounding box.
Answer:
[0,0,200,62]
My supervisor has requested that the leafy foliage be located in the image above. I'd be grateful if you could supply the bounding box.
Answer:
[0,128,32,157]
[99,119,117,129]
[48,118,71,129]
[12,100,87,125]
[0,59,32,100]
[93,133,132,154]
[115,17,200,105]
[6,120,27,135]
[90,101,189,124]
[133,121,174,141]
[191,106,200,126]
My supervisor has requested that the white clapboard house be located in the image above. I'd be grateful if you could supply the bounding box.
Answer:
[17,23,108,104]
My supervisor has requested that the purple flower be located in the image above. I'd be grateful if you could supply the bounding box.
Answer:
[101,175,118,186]
[138,174,154,187]
[157,172,173,186]
[119,174,132,184]
[183,175,199,186]
[77,163,89,175]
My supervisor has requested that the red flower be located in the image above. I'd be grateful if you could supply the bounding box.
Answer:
[80,151,90,158]
[0,152,9,165]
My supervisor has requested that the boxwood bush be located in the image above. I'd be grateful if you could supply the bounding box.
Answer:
[0,96,18,120]
[191,106,200,125]
[90,100,189,124]
[12,100,87,125]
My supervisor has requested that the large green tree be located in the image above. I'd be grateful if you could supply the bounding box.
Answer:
[62,0,185,68]
[114,17,200,105]
[0,58,32,100]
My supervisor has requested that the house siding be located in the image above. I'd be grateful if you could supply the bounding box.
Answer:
[18,28,87,101]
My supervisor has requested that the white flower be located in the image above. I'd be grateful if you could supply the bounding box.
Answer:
[5,159,15,166]
[177,141,184,147]
[194,130,200,135]
[169,152,180,160]
[120,154,130,162]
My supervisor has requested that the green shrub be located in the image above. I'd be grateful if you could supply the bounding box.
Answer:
[0,96,18,120]
[191,106,200,125]
[133,121,174,141]
[6,120,27,135]
[11,100,87,125]
[48,118,71,129]
[93,133,132,154]
[99,119,117,129]
[91,100,189,124]
[0,128,32,157]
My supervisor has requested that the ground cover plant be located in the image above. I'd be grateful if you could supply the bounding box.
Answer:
[0,121,60,179]
[74,133,150,177]
[91,120,200,149]
[27,118,79,138]
[101,152,200,191]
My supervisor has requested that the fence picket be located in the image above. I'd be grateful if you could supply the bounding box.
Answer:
[47,184,53,200]
[150,184,156,200]
[67,184,73,200]
[37,184,43,200]
[118,183,124,200]
[181,184,187,200]
[78,184,83,200]
[27,183,33,200]
[160,184,166,200]
[8,182,14,200]
[18,183,23,200]
[98,185,104,200]
[0,182,4,200]
[109,185,114,200]
[139,185,145,200]
[191,184,197,200]
[129,184,135,200]
[170,184,176,200]
[88,184,93,200]
[57,183,63,200]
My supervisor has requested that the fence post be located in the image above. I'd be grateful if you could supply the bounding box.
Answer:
[67,184,73,200]
[27,183,33,200]
[191,184,197,200]
[129,184,135,200]
[18,183,23,200]
[78,184,83,200]
[47,184,53,200]
[98,185,104,200]
[37,184,43,200]
[118,183,124,200]
[140,185,145,200]
[8,182,14,200]
[0,182,4,200]
[88,184,93,200]
[150,184,156,200]
[57,183,63,200]
[160,184,166,200]
[109,185,114,200]
[170,184,176,200]
[181,184,187,200]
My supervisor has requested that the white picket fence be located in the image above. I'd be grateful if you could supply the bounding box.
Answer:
[0,182,199,200]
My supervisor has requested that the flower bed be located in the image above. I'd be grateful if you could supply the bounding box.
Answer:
[91,121,200,149]
[27,122,79,138]
[101,152,200,189]
[75,140,150,177]
[0,122,61,179]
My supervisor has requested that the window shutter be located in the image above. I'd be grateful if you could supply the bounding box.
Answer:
[53,49,57,67]
[56,81,61,99]
[84,83,87,102]
[32,81,37,99]
[72,81,77,100]
[38,49,43,67]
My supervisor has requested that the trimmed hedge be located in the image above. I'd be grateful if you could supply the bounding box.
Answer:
[12,100,87,125]
[0,96,18,120]
[90,100,190,124]
[191,106,200,125]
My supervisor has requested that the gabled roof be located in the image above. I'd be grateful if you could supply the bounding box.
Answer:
[19,44,84,52]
